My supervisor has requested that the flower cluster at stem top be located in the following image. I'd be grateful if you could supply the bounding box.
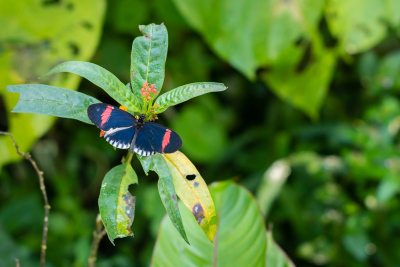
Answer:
[140,82,159,121]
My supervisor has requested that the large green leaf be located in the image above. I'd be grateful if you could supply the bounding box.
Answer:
[130,23,168,101]
[155,82,226,113]
[7,84,100,124]
[0,0,105,168]
[172,0,324,80]
[152,154,189,244]
[325,0,386,54]
[98,163,138,245]
[152,180,276,266]
[42,61,140,112]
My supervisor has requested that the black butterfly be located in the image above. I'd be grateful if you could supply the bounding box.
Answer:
[87,103,182,156]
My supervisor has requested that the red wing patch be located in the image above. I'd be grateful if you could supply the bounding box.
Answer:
[100,105,113,127]
[161,129,172,152]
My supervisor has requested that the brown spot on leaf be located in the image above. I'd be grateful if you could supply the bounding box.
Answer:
[192,203,205,225]
[123,193,136,223]
[171,194,177,200]
[193,182,199,188]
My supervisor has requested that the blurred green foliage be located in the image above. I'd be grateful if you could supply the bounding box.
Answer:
[1,0,400,266]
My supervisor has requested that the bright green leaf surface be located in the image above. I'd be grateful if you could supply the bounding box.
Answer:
[163,151,217,242]
[152,181,271,266]
[131,24,168,101]
[98,163,138,245]
[42,61,140,112]
[152,154,189,244]
[7,84,100,124]
[0,0,105,168]
[325,0,386,54]
[155,82,226,113]
[266,231,295,267]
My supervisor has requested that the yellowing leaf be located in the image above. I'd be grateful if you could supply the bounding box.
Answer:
[99,163,138,244]
[163,151,217,242]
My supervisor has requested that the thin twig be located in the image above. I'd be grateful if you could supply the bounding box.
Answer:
[15,259,19,267]
[88,214,107,267]
[0,132,50,267]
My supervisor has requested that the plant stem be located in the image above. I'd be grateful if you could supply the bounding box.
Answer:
[88,214,107,267]
[0,132,50,267]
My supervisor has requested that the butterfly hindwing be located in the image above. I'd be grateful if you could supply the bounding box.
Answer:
[138,122,182,154]
[87,103,136,149]
[132,129,157,156]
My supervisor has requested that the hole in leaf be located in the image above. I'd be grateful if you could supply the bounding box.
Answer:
[66,2,74,11]
[186,174,196,181]
[68,42,80,56]
[42,0,61,6]
[82,21,93,30]
[210,216,217,226]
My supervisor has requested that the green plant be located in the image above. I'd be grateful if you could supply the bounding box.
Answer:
[7,23,226,250]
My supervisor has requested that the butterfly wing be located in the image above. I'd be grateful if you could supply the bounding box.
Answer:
[133,122,182,156]
[87,103,136,149]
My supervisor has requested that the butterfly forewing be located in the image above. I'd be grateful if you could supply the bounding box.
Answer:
[87,103,136,149]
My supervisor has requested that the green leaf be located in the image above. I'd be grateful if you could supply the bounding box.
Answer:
[152,181,272,266]
[0,0,105,168]
[163,151,217,242]
[155,82,226,113]
[266,231,295,267]
[256,160,291,217]
[152,154,189,244]
[7,84,100,124]
[98,163,138,245]
[42,61,141,112]
[136,154,155,175]
[172,0,324,80]
[131,23,168,101]
[262,47,336,119]
[325,0,386,54]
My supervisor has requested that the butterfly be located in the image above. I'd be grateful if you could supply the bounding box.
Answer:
[87,103,182,156]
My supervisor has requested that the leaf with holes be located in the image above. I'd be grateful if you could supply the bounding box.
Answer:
[152,180,279,266]
[163,151,216,242]
[130,23,168,101]
[42,61,141,112]
[155,82,227,114]
[7,84,101,124]
[172,0,324,80]
[152,154,189,244]
[0,0,106,168]
[99,163,138,245]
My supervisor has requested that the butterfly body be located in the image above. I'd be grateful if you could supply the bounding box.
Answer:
[87,103,182,156]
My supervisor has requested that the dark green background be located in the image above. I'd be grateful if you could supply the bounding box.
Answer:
[1,0,400,266]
